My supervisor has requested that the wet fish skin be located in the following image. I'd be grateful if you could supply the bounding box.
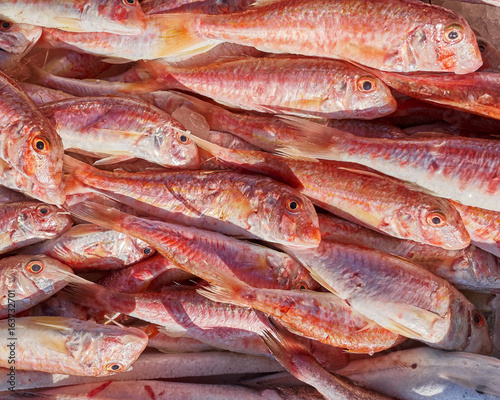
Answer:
[0,21,42,54]
[42,50,111,79]
[0,254,75,318]
[156,0,481,73]
[0,201,73,254]
[21,224,155,271]
[130,56,396,119]
[0,0,146,35]
[187,135,471,250]
[41,96,200,168]
[0,316,148,376]
[18,82,75,106]
[0,70,65,204]
[64,156,321,248]
[318,213,500,293]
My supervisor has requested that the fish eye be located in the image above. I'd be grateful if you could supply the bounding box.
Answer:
[0,21,12,31]
[31,136,50,154]
[36,204,51,217]
[294,281,309,290]
[444,24,464,44]
[286,198,301,212]
[143,247,152,255]
[27,261,44,274]
[176,132,190,144]
[426,211,446,227]
[106,363,124,372]
[357,77,376,93]
[122,0,136,4]
[477,41,487,53]
[473,311,484,327]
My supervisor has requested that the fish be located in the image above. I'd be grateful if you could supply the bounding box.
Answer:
[21,224,156,271]
[0,70,65,204]
[0,201,72,254]
[0,255,76,318]
[0,185,29,203]
[63,155,321,248]
[364,68,500,120]
[40,96,200,168]
[0,21,42,54]
[144,0,481,73]
[285,240,493,354]
[261,319,396,399]
[477,36,500,70]
[187,134,471,250]
[276,117,500,212]
[139,324,216,353]
[143,0,254,15]
[18,82,75,105]
[199,268,403,354]
[0,316,148,376]
[42,50,111,79]
[0,0,146,35]
[317,213,500,293]
[451,201,500,258]
[122,56,397,119]
[66,201,319,290]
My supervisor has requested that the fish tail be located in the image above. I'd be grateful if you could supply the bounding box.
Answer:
[63,155,99,195]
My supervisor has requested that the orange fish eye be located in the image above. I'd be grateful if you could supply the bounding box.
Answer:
[122,0,136,4]
[176,131,190,144]
[36,204,51,218]
[143,247,152,255]
[357,77,377,93]
[444,24,464,44]
[426,211,447,227]
[27,261,44,274]
[31,136,50,154]
[0,21,12,31]
[106,362,124,372]
[472,311,484,327]
[294,281,309,290]
[286,198,302,212]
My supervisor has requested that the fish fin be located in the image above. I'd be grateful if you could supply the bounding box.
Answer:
[64,201,124,232]
[94,155,137,166]
[51,16,84,32]
[63,154,94,175]
[101,57,136,64]
[183,131,228,158]
[64,175,92,196]
[29,316,74,330]
[252,0,284,6]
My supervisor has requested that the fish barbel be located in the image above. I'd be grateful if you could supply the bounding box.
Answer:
[0,0,146,35]
[187,134,470,250]
[0,70,65,204]
[41,96,200,168]
[0,255,75,318]
[124,56,396,119]
[67,201,318,290]
[0,316,148,376]
[150,0,481,73]
[278,117,500,212]
[64,155,321,248]
[285,240,492,354]
[0,21,41,54]
[0,201,72,254]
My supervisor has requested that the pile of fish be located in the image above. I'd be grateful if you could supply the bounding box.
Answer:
[1,0,500,398]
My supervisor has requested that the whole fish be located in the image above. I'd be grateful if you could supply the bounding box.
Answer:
[365,68,500,120]
[0,0,146,35]
[0,316,148,376]
[67,201,318,290]
[286,240,493,354]
[277,117,500,212]
[318,213,500,293]
[0,201,72,254]
[123,56,396,119]
[187,135,470,250]
[0,255,75,318]
[22,224,155,271]
[146,0,481,73]
[451,201,500,258]
[64,156,321,248]
[41,96,200,168]
[0,21,41,54]
[261,319,395,399]
[0,70,65,204]
[199,270,403,354]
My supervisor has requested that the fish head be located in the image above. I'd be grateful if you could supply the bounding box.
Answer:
[17,202,73,240]
[73,322,148,376]
[82,0,147,35]
[463,306,492,355]
[0,21,42,54]
[476,37,500,70]
[406,11,481,74]
[115,234,156,266]
[140,123,200,169]
[450,246,500,292]
[346,73,397,119]
[259,185,321,249]
[399,197,470,250]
